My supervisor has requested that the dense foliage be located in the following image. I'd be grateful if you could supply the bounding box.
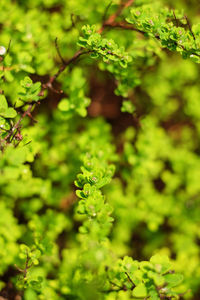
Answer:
[0,0,200,299]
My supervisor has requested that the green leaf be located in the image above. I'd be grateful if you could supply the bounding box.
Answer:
[132,283,147,298]
[164,273,184,288]
[121,100,135,114]
[150,254,171,274]
[58,99,70,111]
[19,76,41,103]
[6,147,27,166]
[0,95,8,113]
[3,107,17,118]
[0,95,17,118]
[20,76,33,88]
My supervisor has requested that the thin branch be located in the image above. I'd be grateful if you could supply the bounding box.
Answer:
[110,280,125,290]
[101,279,127,293]
[6,39,12,55]
[173,10,179,27]
[125,272,135,289]
[55,37,66,65]
[102,288,122,293]
[70,13,76,28]
[0,0,139,150]
[4,104,34,142]
[23,251,30,280]
[98,0,134,33]
[41,49,92,94]
[104,20,200,58]
[14,250,32,281]
[103,20,146,33]
[14,264,24,273]
[102,1,113,24]
[1,48,91,148]
[185,15,196,42]
[42,0,135,94]
[65,14,81,32]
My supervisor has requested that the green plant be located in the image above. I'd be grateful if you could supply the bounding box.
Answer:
[0,0,200,299]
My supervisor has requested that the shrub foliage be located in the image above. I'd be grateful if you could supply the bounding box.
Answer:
[0,0,200,299]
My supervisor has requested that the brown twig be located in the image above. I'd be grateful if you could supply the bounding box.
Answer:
[40,49,92,95]
[185,15,196,42]
[65,14,81,32]
[55,37,66,65]
[102,1,113,24]
[102,20,145,33]
[98,0,134,33]
[23,251,30,280]
[103,20,200,57]
[25,0,135,98]
[14,251,33,281]
[4,104,34,142]
[0,66,15,71]
[1,0,135,149]
[1,49,91,148]
[2,0,200,151]
[42,0,135,93]
[6,39,12,55]
[173,10,179,27]
[125,272,135,289]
